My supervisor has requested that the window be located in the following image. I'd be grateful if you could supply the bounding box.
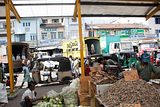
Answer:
[61,18,63,23]
[30,35,33,40]
[155,18,160,24]
[28,22,30,26]
[51,32,57,39]
[19,34,25,41]
[23,23,25,27]
[30,35,36,40]
[41,33,47,40]
[58,32,64,39]
[52,19,59,23]
[42,19,48,23]
[114,43,120,49]
[23,22,30,27]
[0,23,4,29]
[89,31,94,37]
[155,29,160,34]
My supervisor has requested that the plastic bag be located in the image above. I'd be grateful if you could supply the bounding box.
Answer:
[70,78,80,89]
[0,83,8,103]
[61,86,78,106]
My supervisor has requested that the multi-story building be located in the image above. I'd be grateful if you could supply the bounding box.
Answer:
[148,17,160,36]
[0,20,14,45]
[39,17,65,48]
[85,23,149,37]
[13,18,41,48]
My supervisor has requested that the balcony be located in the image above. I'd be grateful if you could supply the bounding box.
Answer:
[0,29,14,35]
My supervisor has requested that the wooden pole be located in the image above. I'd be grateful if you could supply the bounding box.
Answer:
[5,0,14,93]
[77,0,85,76]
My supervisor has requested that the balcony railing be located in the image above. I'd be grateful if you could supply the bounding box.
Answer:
[0,29,14,34]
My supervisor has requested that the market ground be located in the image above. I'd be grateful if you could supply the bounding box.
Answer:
[6,84,68,107]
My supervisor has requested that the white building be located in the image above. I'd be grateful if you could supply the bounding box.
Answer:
[14,18,41,48]
[0,20,14,45]
[148,17,160,36]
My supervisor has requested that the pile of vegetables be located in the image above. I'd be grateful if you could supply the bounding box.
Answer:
[33,96,63,107]
[91,71,118,84]
[33,79,79,107]
[100,79,160,107]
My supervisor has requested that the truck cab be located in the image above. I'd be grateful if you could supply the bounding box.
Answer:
[109,42,134,54]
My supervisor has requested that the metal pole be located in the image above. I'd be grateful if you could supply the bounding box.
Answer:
[77,0,85,76]
[5,0,14,93]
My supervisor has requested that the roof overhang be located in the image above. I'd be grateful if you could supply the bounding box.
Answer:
[11,0,75,18]
[0,0,20,21]
[74,0,160,20]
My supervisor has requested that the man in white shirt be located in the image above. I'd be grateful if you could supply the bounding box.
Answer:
[20,81,42,107]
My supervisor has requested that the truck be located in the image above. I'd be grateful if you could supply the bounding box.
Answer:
[100,35,134,54]
[0,42,29,73]
[100,35,136,68]
[63,37,101,58]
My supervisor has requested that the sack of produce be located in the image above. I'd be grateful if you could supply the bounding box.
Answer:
[61,86,78,106]
[70,78,80,89]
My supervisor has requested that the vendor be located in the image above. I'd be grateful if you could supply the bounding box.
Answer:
[136,57,160,81]
[20,81,42,107]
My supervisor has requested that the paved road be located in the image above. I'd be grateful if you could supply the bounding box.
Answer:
[6,84,68,107]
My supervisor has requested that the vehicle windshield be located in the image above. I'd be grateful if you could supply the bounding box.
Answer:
[121,42,133,51]
[141,43,157,49]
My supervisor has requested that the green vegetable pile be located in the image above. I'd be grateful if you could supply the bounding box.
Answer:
[33,96,63,107]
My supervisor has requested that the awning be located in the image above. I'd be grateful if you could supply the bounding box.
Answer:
[74,0,160,20]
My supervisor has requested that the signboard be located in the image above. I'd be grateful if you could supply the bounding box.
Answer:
[39,39,62,47]
[131,29,144,35]
[120,104,141,107]
[123,70,139,81]
[96,30,110,36]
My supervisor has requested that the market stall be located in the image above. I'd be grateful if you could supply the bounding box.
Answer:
[73,0,160,106]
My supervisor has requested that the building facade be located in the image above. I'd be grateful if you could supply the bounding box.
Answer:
[85,23,150,41]
[148,17,160,36]
[13,18,41,48]
[38,17,65,48]
[0,20,14,45]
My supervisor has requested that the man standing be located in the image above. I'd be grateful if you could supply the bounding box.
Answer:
[20,60,32,88]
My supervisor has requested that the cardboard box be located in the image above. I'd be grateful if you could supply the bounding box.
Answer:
[79,94,91,106]
[79,76,91,94]
[96,84,113,96]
